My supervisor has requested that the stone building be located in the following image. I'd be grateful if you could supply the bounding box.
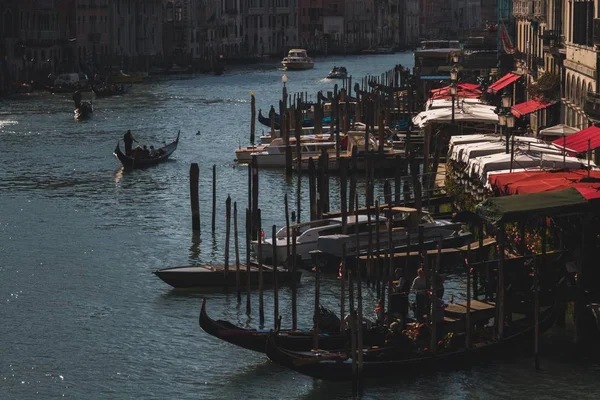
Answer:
[246,0,297,56]
[76,0,109,75]
[108,0,162,72]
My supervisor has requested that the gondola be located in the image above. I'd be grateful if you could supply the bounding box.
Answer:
[258,109,315,129]
[266,304,556,381]
[199,298,385,353]
[44,85,91,94]
[91,84,130,97]
[114,131,180,168]
[74,101,93,121]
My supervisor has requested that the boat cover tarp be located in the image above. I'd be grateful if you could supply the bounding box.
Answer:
[539,124,578,138]
[476,188,588,223]
[552,125,600,153]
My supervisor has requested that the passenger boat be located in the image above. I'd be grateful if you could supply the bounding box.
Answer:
[200,299,385,353]
[91,84,130,97]
[154,264,301,289]
[266,303,556,380]
[114,131,180,168]
[327,66,348,79]
[74,101,93,121]
[282,49,314,70]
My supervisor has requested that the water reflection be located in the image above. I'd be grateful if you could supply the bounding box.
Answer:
[189,231,202,263]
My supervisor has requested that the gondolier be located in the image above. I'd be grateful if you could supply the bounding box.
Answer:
[123,130,136,156]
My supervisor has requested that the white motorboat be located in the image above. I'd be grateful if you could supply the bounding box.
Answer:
[249,138,336,168]
[254,208,468,266]
[282,49,314,70]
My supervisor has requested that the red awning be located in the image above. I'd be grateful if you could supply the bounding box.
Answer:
[429,83,482,100]
[486,73,521,94]
[552,125,600,153]
[511,99,557,118]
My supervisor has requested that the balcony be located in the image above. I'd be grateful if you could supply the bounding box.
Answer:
[533,0,545,19]
[584,92,600,119]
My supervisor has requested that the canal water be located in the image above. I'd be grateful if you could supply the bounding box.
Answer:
[1,53,598,399]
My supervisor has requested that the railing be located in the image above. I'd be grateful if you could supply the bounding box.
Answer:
[540,29,559,40]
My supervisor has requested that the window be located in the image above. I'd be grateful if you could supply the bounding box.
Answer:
[572,0,594,46]
[175,3,182,22]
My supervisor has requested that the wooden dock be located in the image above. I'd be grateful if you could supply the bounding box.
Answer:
[322,194,453,219]
[358,237,497,263]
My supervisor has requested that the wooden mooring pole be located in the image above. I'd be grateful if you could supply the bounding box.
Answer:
[234,202,241,302]
[224,195,231,284]
[291,227,298,330]
[273,225,279,331]
[245,208,251,315]
[190,163,200,231]
[211,164,216,233]
[257,209,264,326]
[312,251,321,351]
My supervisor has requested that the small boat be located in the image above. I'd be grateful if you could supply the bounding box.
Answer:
[91,84,130,97]
[74,101,93,121]
[114,131,180,168]
[200,299,385,353]
[282,49,314,70]
[327,66,348,79]
[155,264,301,289]
[266,303,556,381]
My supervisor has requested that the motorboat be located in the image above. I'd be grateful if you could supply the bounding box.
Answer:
[327,66,347,79]
[249,138,336,168]
[254,208,468,266]
[282,49,314,70]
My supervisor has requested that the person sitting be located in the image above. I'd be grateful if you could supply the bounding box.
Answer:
[142,145,150,157]
[149,145,156,157]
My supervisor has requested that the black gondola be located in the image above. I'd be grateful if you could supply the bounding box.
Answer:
[91,84,130,97]
[114,131,180,168]
[74,101,93,121]
[265,304,556,381]
[258,109,315,129]
[199,298,385,353]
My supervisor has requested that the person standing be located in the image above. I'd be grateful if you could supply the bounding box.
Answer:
[411,267,428,322]
[123,130,136,156]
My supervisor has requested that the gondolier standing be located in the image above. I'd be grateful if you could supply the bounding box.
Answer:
[123,129,136,156]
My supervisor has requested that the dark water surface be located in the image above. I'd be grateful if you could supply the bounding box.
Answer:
[1,54,599,399]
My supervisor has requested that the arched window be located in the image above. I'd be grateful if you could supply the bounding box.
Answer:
[166,2,173,22]
[3,10,14,38]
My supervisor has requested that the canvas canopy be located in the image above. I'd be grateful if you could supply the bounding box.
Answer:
[475,187,589,223]
[489,170,600,196]
[468,151,589,183]
[412,102,499,128]
[539,124,578,138]
[552,125,600,153]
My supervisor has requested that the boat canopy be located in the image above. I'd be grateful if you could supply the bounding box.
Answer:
[412,102,498,128]
[476,188,589,223]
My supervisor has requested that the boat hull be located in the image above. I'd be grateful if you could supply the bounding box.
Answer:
[114,132,180,168]
[282,62,315,70]
[154,265,301,289]
[266,305,556,381]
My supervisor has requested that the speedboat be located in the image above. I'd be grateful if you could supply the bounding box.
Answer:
[327,66,347,79]
[253,208,469,266]
[282,49,314,70]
